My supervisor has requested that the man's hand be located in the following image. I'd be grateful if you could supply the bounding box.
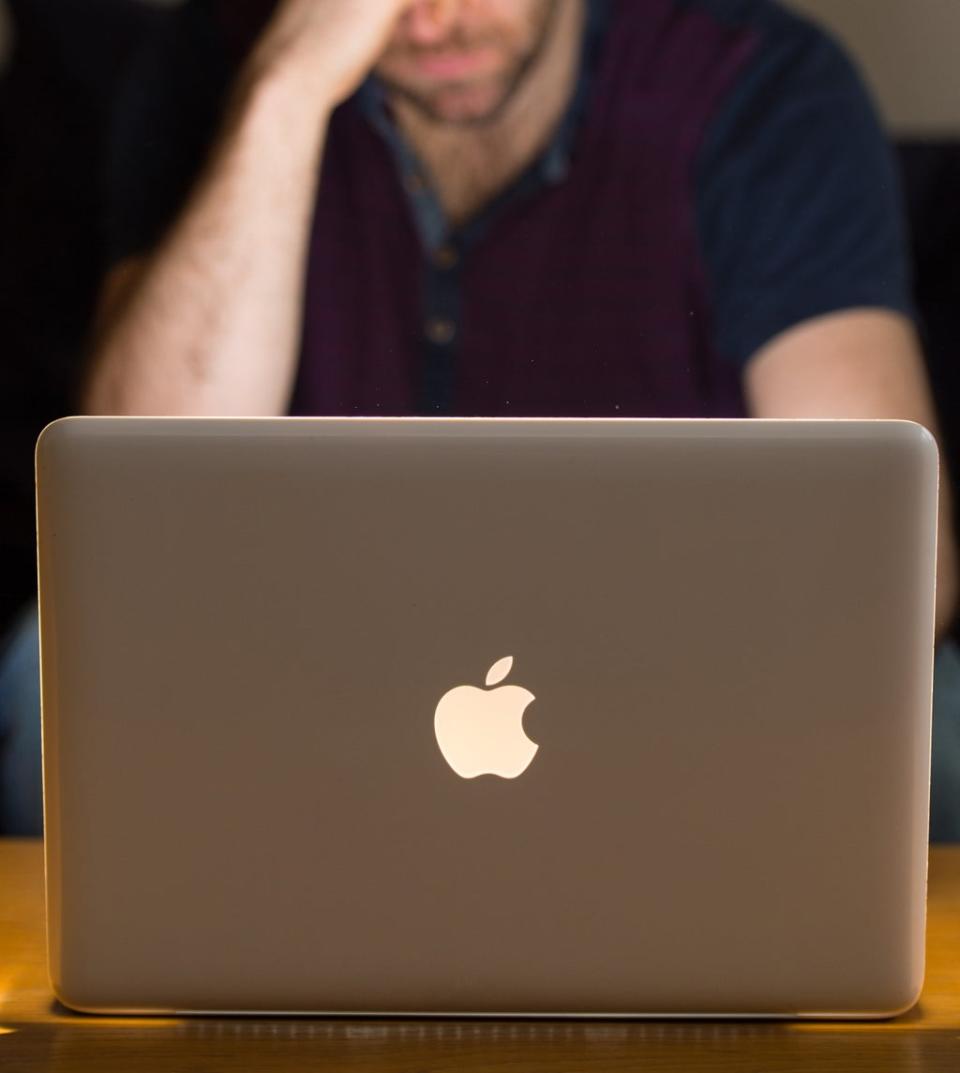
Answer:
[245,0,416,108]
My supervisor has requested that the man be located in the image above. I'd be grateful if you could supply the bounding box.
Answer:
[2,0,958,833]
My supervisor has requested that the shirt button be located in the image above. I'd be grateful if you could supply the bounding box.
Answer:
[425,317,457,345]
[434,244,459,270]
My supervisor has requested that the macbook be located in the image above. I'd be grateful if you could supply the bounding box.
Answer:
[35,417,938,1017]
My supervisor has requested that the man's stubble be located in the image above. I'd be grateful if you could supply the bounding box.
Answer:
[377,1,564,127]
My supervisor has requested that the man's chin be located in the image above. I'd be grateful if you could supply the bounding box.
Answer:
[385,81,513,127]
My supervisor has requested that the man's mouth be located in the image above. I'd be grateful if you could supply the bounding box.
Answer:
[409,46,499,80]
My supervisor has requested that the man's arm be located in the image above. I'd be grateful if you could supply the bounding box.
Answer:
[83,0,411,417]
[744,308,958,637]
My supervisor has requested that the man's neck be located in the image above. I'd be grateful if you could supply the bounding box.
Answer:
[389,0,587,230]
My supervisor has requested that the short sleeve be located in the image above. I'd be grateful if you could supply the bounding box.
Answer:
[696,10,914,367]
[102,0,233,265]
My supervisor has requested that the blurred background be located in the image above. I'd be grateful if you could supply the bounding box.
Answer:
[1,0,959,642]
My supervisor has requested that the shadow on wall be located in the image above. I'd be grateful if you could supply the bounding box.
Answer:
[899,143,960,516]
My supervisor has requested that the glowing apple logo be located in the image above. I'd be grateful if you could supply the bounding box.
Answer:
[434,656,538,779]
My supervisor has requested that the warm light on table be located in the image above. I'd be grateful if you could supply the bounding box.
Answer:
[2,840,959,1071]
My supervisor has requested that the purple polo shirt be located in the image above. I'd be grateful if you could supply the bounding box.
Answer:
[106,0,913,418]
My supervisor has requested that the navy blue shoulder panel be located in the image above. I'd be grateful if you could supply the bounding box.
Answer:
[685,0,913,365]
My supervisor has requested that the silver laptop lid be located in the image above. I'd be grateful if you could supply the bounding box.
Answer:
[36,417,937,1017]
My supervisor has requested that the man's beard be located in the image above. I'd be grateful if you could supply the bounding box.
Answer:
[378,1,563,127]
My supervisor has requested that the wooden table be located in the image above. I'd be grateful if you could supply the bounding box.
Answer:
[2,840,959,1071]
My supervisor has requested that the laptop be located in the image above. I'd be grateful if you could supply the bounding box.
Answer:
[35,417,937,1018]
